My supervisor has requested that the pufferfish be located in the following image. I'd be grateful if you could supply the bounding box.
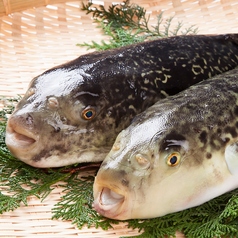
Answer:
[5,34,238,167]
[93,67,238,220]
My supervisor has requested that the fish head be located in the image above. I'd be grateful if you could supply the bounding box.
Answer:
[5,66,118,168]
[93,127,154,220]
[93,111,238,220]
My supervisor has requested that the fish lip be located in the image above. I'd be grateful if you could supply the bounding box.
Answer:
[6,122,38,149]
[93,184,126,219]
[99,187,125,206]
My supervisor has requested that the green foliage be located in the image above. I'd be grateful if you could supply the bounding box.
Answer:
[79,0,198,50]
[2,96,238,238]
[1,2,238,238]
[78,22,147,51]
[52,175,119,230]
[81,0,147,31]
[0,96,21,122]
[0,96,71,213]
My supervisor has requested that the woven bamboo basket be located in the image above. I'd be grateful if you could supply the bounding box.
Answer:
[0,0,238,237]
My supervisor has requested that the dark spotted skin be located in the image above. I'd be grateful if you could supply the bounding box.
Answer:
[94,67,238,220]
[5,34,238,167]
[107,67,238,170]
[65,34,238,129]
[156,71,238,162]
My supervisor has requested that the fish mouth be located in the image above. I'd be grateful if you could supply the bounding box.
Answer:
[6,123,37,149]
[100,187,125,206]
[93,184,126,219]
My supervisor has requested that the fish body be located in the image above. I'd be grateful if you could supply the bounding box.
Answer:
[93,67,238,220]
[5,34,238,168]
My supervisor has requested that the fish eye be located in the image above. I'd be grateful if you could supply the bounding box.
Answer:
[167,152,181,167]
[81,107,96,120]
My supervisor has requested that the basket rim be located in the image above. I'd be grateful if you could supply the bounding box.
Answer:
[0,0,75,16]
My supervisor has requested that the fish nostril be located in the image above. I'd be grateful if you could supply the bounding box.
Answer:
[26,88,35,98]
[134,153,150,169]
[55,127,61,133]
[112,143,120,151]
[48,97,59,109]
[121,179,129,187]
[135,154,148,164]
[26,114,34,125]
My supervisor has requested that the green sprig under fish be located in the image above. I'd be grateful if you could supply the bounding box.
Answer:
[2,1,238,238]
[1,108,238,238]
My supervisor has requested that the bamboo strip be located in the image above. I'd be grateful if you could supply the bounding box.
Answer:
[0,0,238,237]
[0,0,79,16]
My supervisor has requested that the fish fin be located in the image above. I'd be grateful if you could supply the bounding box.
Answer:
[225,142,238,175]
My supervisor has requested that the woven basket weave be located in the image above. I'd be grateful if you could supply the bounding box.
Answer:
[0,0,238,237]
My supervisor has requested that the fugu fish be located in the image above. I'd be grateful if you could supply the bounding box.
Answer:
[5,34,238,168]
[93,67,238,220]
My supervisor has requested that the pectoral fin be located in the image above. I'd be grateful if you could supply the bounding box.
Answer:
[225,142,238,175]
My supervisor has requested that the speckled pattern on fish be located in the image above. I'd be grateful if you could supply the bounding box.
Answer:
[93,67,238,220]
[5,34,238,167]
